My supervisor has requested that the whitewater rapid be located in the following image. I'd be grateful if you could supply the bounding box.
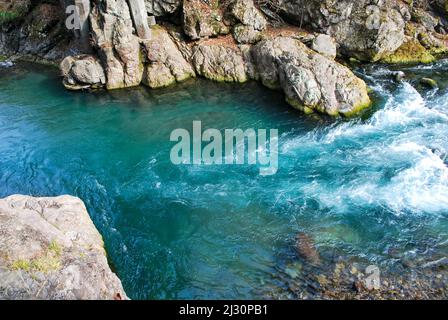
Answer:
[280,68,448,217]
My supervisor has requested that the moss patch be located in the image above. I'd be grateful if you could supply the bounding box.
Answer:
[0,11,19,24]
[382,40,436,64]
[10,240,62,273]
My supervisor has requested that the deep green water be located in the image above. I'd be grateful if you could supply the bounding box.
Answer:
[0,62,447,299]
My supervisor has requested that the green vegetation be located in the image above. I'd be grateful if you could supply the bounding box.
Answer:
[0,11,19,25]
[382,40,436,64]
[10,240,63,273]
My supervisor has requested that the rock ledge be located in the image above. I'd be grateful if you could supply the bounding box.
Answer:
[0,195,127,300]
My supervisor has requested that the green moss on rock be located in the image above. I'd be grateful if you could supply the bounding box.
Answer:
[382,40,436,64]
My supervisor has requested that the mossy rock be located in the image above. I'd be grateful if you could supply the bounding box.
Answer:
[382,40,436,64]
[420,77,438,89]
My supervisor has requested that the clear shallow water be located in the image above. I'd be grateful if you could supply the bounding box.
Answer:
[0,62,447,299]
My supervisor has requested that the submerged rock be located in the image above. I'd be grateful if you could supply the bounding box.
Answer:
[420,77,439,89]
[295,232,321,265]
[0,195,127,300]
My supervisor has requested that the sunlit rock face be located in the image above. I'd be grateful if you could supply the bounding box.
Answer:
[0,195,127,300]
[277,0,409,61]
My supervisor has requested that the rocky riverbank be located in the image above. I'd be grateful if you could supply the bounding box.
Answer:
[2,0,448,116]
[0,195,127,300]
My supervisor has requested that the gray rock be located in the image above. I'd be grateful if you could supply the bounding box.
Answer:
[60,55,106,90]
[192,39,249,83]
[392,71,406,82]
[230,0,268,31]
[251,37,371,116]
[0,195,127,300]
[145,0,182,17]
[142,26,195,88]
[129,0,152,39]
[89,0,144,89]
[233,24,263,44]
[311,34,337,59]
[278,0,407,62]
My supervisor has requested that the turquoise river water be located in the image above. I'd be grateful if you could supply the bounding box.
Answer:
[0,62,447,299]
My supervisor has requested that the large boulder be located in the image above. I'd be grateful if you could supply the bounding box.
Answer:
[251,37,371,116]
[278,0,409,62]
[0,195,127,300]
[230,0,268,44]
[142,26,195,88]
[89,0,144,89]
[60,55,106,90]
[192,37,249,83]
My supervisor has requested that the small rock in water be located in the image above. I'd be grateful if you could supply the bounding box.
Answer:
[0,60,14,68]
[420,77,438,89]
[392,71,406,82]
[295,232,321,265]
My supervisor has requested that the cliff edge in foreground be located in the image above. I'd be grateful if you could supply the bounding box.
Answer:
[0,195,127,300]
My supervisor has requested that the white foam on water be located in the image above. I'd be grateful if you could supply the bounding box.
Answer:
[279,78,448,215]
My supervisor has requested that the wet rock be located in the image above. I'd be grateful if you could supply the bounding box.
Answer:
[60,55,106,90]
[392,71,406,82]
[295,232,321,265]
[0,195,127,300]
[420,77,439,89]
